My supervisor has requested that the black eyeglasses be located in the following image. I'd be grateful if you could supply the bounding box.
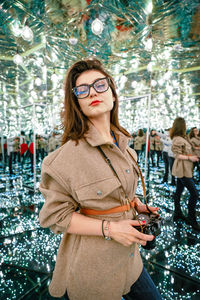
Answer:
[72,77,110,99]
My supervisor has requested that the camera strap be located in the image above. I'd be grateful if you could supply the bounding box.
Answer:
[97,146,153,215]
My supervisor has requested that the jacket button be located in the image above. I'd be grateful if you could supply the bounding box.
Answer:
[125,169,130,174]
[97,190,102,196]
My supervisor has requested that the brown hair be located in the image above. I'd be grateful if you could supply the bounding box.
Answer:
[138,129,144,137]
[188,127,197,139]
[61,58,130,144]
[170,117,186,139]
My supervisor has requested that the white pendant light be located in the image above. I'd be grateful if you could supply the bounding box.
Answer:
[21,25,33,41]
[91,18,103,35]
[13,54,23,65]
[35,77,42,86]
[69,37,78,45]
[51,73,58,82]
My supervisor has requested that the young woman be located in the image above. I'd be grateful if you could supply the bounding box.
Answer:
[170,117,199,231]
[189,127,200,180]
[134,129,145,163]
[39,58,162,300]
[154,135,163,168]
[149,129,156,167]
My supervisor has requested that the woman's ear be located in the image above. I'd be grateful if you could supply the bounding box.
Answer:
[113,96,115,102]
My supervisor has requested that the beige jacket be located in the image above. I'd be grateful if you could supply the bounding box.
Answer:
[190,137,200,157]
[39,123,143,300]
[155,138,163,151]
[172,136,194,178]
[150,135,156,150]
[134,135,145,150]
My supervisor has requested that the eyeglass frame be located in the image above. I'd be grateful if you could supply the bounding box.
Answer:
[72,77,110,99]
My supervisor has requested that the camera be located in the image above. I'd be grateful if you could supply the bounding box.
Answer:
[135,212,162,250]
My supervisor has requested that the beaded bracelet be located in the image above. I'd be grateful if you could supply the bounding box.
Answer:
[102,220,112,240]
[104,220,112,241]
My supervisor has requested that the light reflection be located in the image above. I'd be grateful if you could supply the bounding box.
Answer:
[13,54,23,65]
[21,26,34,42]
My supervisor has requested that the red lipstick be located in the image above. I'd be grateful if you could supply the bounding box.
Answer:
[90,100,101,106]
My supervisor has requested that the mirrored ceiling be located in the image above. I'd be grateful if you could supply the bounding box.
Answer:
[0,0,200,136]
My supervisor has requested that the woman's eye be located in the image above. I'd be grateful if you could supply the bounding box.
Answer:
[78,87,88,94]
[96,83,105,89]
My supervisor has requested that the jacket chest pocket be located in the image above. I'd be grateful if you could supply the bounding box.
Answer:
[75,176,121,203]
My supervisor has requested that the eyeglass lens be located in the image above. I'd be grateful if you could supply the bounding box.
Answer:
[74,78,109,99]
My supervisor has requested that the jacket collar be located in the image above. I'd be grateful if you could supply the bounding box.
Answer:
[84,121,130,153]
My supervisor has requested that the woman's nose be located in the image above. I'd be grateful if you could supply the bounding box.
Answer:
[89,86,97,97]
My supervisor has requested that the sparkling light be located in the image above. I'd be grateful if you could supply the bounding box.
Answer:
[91,18,104,35]
[13,54,23,65]
[59,89,64,96]
[131,81,137,88]
[147,62,153,72]
[53,95,59,103]
[146,2,153,14]
[10,20,22,37]
[51,73,58,82]
[69,37,78,45]
[21,26,34,41]
[145,38,152,51]
[151,80,157,87]
[35,78,42,86]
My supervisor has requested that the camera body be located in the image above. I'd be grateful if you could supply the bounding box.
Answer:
[135,213,162,250]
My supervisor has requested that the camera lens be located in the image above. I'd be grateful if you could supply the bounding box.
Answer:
[142,227,157,250]
[142,238,156,250]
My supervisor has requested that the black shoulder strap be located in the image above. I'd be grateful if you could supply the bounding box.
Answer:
[97,146,152,214]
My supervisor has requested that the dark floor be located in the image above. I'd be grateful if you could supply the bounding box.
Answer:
[0,158,200,300]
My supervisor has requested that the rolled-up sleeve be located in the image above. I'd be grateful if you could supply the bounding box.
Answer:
[39,162,78,234]
[172,139,184,158]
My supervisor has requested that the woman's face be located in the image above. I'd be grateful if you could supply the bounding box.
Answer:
[75,70,115,120]
[194,128,199,136]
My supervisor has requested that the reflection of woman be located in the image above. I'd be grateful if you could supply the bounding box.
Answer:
[154,135,163,167]
[13,137,20,163]
[189,127,200,180]
[134,129,145,162]
[149,129,156,166]
[156,129,175,185]
[39,59,162,300]
[171,117,199,231]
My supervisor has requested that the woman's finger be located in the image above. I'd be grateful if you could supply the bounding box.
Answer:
[137,239,147,246]
[130,219,146,227]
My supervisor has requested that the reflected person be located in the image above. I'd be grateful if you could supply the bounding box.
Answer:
[171,117,199,231]
[188,127,200,180]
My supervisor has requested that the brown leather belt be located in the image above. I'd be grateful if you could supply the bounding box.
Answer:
[80,200,135,216]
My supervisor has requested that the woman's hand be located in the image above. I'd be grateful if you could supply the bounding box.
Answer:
[189,155,199,162]
[110,219,154,247]
[133,197,159,215]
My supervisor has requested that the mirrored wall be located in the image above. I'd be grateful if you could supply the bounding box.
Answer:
[0,0,200,219]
